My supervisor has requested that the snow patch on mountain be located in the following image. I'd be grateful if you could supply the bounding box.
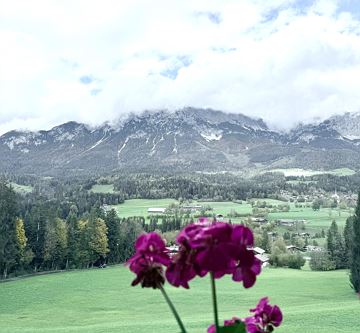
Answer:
[118,137,129,156]
[55,132,76,142]
[5,135,32,150]
[173,134,178,154]
[199,129,223,142]
[342,134,360,140]
[327,112,360,140]
[34,139,47,146]
[129,130,147,139]
[150,135,165,156]
[88,134,107,151]
[297,133,317,143]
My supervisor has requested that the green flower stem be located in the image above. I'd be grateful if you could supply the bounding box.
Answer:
[210,272,220,332]
[159,284,187,333]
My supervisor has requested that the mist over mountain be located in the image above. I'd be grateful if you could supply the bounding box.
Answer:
[1,108,360,177]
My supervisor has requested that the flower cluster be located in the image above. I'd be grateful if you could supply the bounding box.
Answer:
[166,220,261,289]
[207,298,282,333]
[126,219,282,333]
[126,232,170,289]
[244,297,283,333]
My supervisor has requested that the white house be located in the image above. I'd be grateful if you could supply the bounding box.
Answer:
[147,208,166,214]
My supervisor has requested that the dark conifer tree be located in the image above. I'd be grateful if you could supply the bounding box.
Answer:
[0,180,19,278]
[66,205,78,268]
[350,193,360,292]
[327,220,346,269]
[344,216,354,268]
[105,209,121,264]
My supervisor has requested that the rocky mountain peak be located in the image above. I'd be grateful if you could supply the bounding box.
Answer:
[1,109,360,176]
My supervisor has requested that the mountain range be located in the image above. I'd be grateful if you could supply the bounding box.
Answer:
[1,108,360,177]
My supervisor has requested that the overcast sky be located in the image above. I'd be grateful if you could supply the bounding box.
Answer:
[1,0,360,134]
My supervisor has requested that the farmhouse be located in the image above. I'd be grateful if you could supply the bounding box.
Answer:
[249,247,270,265]
[278,219,298,226]
[147,208,166,214]
[305,245,323,252]
[287,245,305,253]
[255,253,270,265]
[251,217,268,224]
[252,247,266,255]
[181,204,203,212]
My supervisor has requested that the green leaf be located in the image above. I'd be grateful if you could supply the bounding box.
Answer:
[218,322,246,333]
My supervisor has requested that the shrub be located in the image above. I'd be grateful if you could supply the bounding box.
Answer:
[309,251,336,271]
[287,253,306,269]
[270,253,305,269]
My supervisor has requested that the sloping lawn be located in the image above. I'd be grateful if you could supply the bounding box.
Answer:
[0,266,358,333]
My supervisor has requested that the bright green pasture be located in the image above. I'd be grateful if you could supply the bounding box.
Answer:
[10,182,33,194]
[112,199,178,217]
[268,204,353,232]
[111,199,251,218]
[197,201,252,216]
[112,198,285,219]
[267,168,355,177]
[90,184,115,193]
[249,198,289,206]
[0,267,358,333]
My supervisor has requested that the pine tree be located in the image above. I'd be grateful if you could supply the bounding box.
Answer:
[88,217,109,265]
[26,202,47,272]
[66,206,78,268]
[15,219,27,257]
[105,209,121,264]
[350,193,360,292]
[75,219,92,268]
[0,180,19,278]
[261,228,270,252]
[44,218,68,270]
[344,216,354,268]
[118,218,144,262]
[326,220,346,269]
[15,218,33,267]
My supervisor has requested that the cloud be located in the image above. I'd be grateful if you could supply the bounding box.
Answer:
[1,0,360,134]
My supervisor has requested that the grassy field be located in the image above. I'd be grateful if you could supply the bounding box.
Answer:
[112,199,178,217]
[0,266,358,333]
[197,201,253,216]
[90,184,115,194]
[268,205,352,231]
[10,182,33,194]
[267,168,356,177]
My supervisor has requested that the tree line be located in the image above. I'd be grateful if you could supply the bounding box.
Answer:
[0,180,199,279]
[0,180,142,279]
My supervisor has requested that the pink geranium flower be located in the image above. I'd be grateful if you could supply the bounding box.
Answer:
[166,220,262,289]
[127,232,170,289]
[245,297,283,333]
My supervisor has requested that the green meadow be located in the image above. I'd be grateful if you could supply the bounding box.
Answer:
[196,201,253,216]
[0,266,358,333]
[267,205,353,231]
[90,184,116,194]
[112,198,178,217]
[267,168,356,177]
[10,182,33,194]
